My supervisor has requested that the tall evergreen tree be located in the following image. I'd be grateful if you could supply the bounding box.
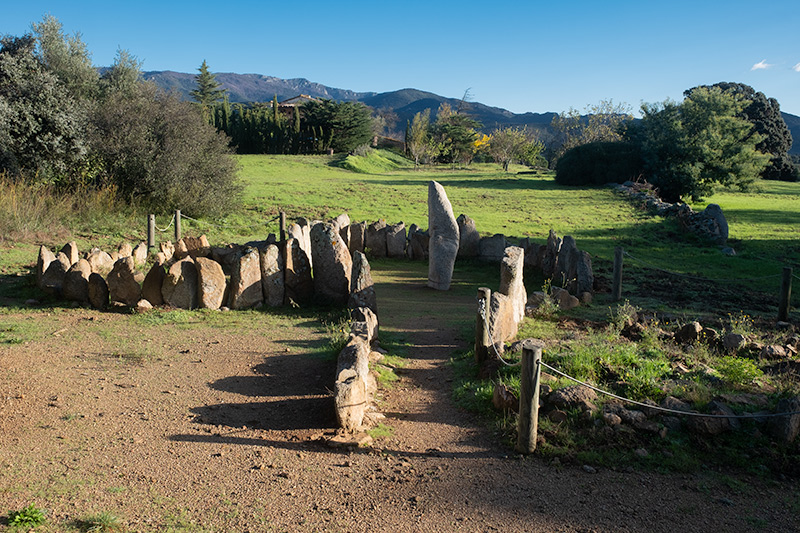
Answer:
[190,60,225,106]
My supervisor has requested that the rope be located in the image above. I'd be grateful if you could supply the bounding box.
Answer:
[154,215,175,233]
[623,251,782,283]
[179,213,281,230]
[477,297,521,367]
[538,360,800,419]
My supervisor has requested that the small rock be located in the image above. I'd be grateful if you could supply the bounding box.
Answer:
[582,465,597,474]
[634,448,649,458]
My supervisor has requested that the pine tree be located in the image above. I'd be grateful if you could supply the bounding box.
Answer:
[190,60,225,106]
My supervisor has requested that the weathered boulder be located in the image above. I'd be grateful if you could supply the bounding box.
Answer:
[141,256,166,306]
[499,246,526,323]
[332,213,351,249]
[478,234,507,263]
[60,241,79,266]
[348,221,366,254]
[184,235,211,258]
[259,244,284,307]
[195,256,226,310]
[210,244,240,275]
[87,273,109,309]
[41,252,71,295]
[136,299,153,312]
[675,321,703,344]
[349,251,377,315]
[687,401,739,435]
[407,225,429,260]
[351,306,379,345]
[547,386,598,412]
[162,257,199,309]
[117,241,133,258]
[457,214,480,258]
[386,222,407,259]
[284,237,314,305]
[701,204,728,245]
[107,257,141,306]
[228,246,263,310]
[131,242,148,267]
[174,239,189,260]
[365,219,388,258]
[159,241,175,262]
[62,259,92,303]
[36,245,56,289]
[334,335,371,431]
[768,397,800,444]
[551,286,580,310]
[722,332,747,352]
[427,181,460,290]
[311,223,352,306]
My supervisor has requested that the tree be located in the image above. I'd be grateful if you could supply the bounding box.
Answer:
[685,82,796,181]
[431,104,480,167]
[488,126,533,171]
[32,14,98,100]
[100,48,143,96]
[629,87,770,202]
[550,100,633,164]
[407,109,439,169]
[302,100,374,153]
[190,60,225,106]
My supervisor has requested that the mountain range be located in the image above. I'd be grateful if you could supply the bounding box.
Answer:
[144,70,800,154]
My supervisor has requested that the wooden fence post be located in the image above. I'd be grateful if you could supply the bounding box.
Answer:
[475,287,491,366]
[516,340,542,454]
[779,266,793,322]
[612,246,624,302]
[279,211,286,242]
[147,214,155,249]
[174,209,181,242]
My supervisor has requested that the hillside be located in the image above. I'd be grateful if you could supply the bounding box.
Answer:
[144,70,799,152]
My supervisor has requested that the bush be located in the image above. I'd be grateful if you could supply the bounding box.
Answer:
[555,141,643,186]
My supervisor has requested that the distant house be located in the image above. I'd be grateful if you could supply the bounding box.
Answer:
[267,94,322,118]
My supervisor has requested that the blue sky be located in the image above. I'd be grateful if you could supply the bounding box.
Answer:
[4,1,800,115]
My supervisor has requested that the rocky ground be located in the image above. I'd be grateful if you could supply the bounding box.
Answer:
[1,266,799,532]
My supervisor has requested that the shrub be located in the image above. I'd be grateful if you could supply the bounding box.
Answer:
[7,504,46,528]
[555,141,643,186]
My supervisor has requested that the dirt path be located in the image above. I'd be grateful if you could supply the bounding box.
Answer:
[0,263,798,532]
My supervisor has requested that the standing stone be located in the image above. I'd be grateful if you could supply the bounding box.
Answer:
[85,249,114,274]
[311,223,352,306]
[228,246,263,309]
[36,246,56,289]
[132,242,148,267]
[499,246,526,323]
[386,222,407,259]
[332,213,351,249]
[335,335,371,431]
[62,259,92,303]
[159,241,175,262]
[40,252,72,295]
[260,244,285,307]
[554,235,580,292]
[87,273,109,309]
[407,225,429,260]
[703,204,729,245]
[185,235,211,258]
[174,239,189,260]
[296,218,313,269]
[60,241,79,266]
[489,292,518,351]
[195,257,226,310]
[284,237,314,305]
[427,181,460,290]
[141,257,166,306]
[348,221,366,254]
[541,230,562,278]
[576,251,594,296]
[365,220,388,258]
[349,251,377,316]
[107,257,141,306]
[162,257,198,309]
[478,234,508,262]
[117,242,133,258]
[210,244,240,276]
[457,214,480,258]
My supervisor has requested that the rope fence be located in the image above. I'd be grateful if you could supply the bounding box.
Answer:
[146,210,285,246]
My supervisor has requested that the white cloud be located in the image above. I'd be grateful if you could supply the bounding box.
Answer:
[751,59,773,71]
[793,63,800,72]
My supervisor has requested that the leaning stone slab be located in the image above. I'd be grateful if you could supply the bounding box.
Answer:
[141,258,166,306]
[88,273,109,309]
[335,335,371,431]
[195,256,226,310]
[36,246,56,290]
[386,223,406,259]
[457,214,480,258]
[499,246,526,324]
[311,223,353,306]
[407,225,429,260]
[41,252,72,295]
[60,241,79,267]
[332,213,351,249]
[228,246,263,310]
[349,251,377,316]
[427,181,460,290]
[62,259,92,303]
[107,256,141,306]
[162,257,198,309]
[365,220,388,258]
[260,244,285,307]
[284,237,314,305]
